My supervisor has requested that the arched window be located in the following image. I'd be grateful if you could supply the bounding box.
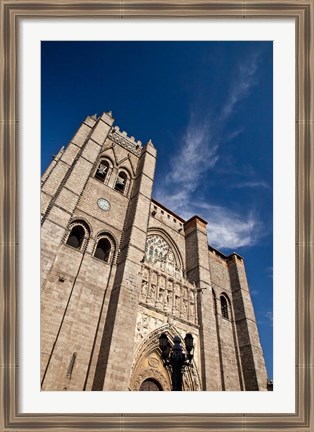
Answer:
[95,160,110,182]
[145,235,171,264]
[114,171,128,194]
[94,237,112,262]
[220,295,229,319]
[66,225,85,249]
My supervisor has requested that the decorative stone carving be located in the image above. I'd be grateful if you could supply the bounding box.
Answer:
[174,284,181,313]
[148,272,157,303]
[145,235,169,263]
[182,298,188,319]
[142,268,149,280]
[191,366,200,391]
[165,290,172,311]
[148,357,159,368]
[135,312,165,345]
[108,128,142,156]
[141,280,148,299]
[131,367,170,391]
[189,290,195,321]
[139,235,198,324]
[141,314,149,336]
[165,281,173,311]
[158,276,166,303]
[144,235,182,278]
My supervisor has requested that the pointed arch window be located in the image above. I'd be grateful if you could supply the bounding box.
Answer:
[114,171,128,194]
[95,160,110,182]
[220,295,229,320]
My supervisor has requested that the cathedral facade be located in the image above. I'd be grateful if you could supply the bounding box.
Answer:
[41,112,268,391]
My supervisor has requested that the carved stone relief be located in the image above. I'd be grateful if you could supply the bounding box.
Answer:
[148,357,159,368]
[174,283,181,314]
[140,234,197,324]
[139,268,197,324]
[189,290,195,321]
[135,311,164,345]
[140,279,148,299]
[157,276,166,304]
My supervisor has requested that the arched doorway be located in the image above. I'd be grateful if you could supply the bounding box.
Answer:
[139,378,163,391]
[129,325,202,391]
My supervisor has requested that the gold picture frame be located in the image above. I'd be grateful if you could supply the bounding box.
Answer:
[0,1,313,430]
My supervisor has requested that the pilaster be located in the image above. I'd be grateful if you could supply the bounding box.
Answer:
[228,254,268,390]
[184,216,221,390]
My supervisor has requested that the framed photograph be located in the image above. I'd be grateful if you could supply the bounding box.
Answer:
[1,1,313,431]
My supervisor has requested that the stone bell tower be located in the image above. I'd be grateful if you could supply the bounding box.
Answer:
[41,111,157,390]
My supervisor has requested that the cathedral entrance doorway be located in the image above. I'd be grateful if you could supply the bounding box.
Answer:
[139,378,163,391]
[129,325,201,391]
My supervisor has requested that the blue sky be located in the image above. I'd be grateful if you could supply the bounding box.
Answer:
[41,41,273,380]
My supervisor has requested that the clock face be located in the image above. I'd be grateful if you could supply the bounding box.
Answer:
[97,198,111,211]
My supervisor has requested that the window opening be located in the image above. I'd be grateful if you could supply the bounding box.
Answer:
[95,160,109,182]
[66,225,85,249]
[220,296,229,319]
[144,234,176,266]
[115,171,127,193]
[94,238,111,262]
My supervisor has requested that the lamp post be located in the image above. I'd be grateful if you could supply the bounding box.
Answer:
[159,332,194,391]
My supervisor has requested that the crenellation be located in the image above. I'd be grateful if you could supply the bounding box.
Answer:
[108,126,143,156]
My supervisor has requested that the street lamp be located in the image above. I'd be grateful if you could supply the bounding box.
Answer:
[159,332,194,391]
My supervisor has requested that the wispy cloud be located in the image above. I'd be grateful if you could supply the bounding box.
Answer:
[155,52,264,250]
[155,189,264,250]
[220,54,260,121]
[230,181,270,190]
[186,203,263,249]
[224,127,245,142]
[205,208,263,250]
[167,119,219,192]
[258,311,273,327]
